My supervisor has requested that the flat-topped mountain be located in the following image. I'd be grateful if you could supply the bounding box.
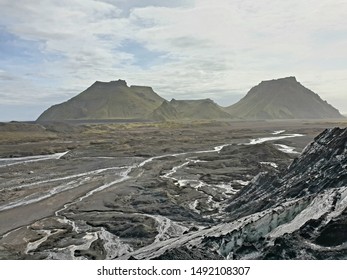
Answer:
[37,80,165,121]
[225,77,344,119]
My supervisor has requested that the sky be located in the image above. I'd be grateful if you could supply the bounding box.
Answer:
[0,0,347,121]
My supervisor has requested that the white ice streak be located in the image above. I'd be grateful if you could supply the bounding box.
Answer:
[97,227,132,259]
[3,166,129,191]
[177,179,205,189]
[25,229,55,254]
[214,183,240,194]
[232,180,250,186]
[140,142,233,169]
[67,232,99,260]
[248,134,304,145]
[268,187,347,239]
[144,214,188,243]
[275,144,300,154]
[45,222,131,260]
[55,166,134,223]
[0,151,69,167]
[0,177,91,212]
[214,144,232,152]
[161,159,207,190]
[56,217,79,233]
[207,196,223,213]
[161,161,190,179]
[260,162,278,168]
[77,166,132,200]
[39,230,101,260]
[189,200,200,214]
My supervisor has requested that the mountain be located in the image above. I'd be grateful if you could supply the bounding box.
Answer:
[37,80,165,121]
[149,100,179,121]
[37,80,232,122]
[225,77,344,119]
[37,77,343,122]
[151,98,231,121]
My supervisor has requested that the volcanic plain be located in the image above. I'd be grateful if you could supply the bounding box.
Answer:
[1,119,346,259]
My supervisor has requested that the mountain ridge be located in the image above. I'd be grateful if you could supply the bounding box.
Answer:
[37,77,344,122]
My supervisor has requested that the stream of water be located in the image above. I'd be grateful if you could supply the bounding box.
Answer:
[0,130,305,259]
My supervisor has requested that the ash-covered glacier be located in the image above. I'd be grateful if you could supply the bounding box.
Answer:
[147,128,347,260]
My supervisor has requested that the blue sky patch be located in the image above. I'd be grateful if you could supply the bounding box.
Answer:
[0,28,44,65]
[118,39,170,69]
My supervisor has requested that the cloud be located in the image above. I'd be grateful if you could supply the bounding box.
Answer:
[96,0,193,16]
[0,0,347,120]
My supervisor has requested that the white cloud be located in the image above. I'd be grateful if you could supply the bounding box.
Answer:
[0,0,347,120]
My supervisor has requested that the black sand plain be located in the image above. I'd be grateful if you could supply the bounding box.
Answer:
[0,119,346,259]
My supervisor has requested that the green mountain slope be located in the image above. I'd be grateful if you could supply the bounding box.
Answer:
[168,98,232,120]
[37,80,165,121]
[149,100,179,121]
[150,98,232,121]
[225,77,344,119]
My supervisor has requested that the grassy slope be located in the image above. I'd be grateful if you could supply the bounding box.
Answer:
[37,81,164,121]
[225,77,344,119]
[168,99,232,120]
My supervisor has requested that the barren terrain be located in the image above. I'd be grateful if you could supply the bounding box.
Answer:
[0,119,346,259]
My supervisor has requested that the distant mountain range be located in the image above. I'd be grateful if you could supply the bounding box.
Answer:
[37,77,344,122]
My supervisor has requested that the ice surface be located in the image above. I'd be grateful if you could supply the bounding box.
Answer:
[248,134,304,145]
[275,144,299,154]
[260,162,278,168]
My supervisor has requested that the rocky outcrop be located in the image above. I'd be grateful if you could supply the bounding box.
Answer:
[148,128,347,259]
[211,128,347,259]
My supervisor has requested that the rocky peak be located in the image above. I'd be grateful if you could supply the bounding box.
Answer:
[274,76,296,82]
[293,127,347,166]
[258,76,297,87]
[130,85,154,91]
[110,79,127,86]
[285,127,347,193]
[92,79,128,88]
